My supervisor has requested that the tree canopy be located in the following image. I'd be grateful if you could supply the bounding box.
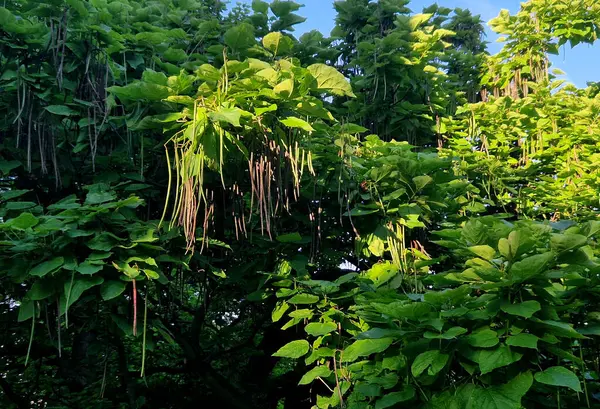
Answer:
[1,0,600,408]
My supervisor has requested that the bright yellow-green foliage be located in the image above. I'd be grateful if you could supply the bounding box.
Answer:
[1,0,600,408]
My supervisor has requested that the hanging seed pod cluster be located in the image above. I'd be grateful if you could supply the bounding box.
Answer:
[146,52,354,251]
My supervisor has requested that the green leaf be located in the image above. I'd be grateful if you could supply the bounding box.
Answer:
[6,212,39,229]
[409,13,431,30]
[255,103,278,116]
[462,219,487,245]
[307,63,355,97]
[5,201,37,210]
[45,105,77,116]
[413,175,433,191]
[18,299,35,322]
[412,350,448,377]
[280,116,314,132]
[76,261,104,275]
[0,189,28,200]
[142,69,168,85]
[208,107,242,127]
[108,82,171,101]
[273,339,310,358]
[501,301,541,319]
[343,207,379,217]
[355,382,382,397]
[60,276,104,314]
[375,386,416,409]
[535,319,586,339]
[288,293,319,304]
[0,159,21,175]
[468,345,523,374]
[510,252,554,283]
[262,31,293,56]
[276,232,303,243]
[423,285,470,307]
[272,301,289,322]
[271,13,306,31]
[340,123,368,134]
[357,328,405,339]
[87,233,117,251]
[274,78,294,97]
[506,333,539,349]
[305,322,337,336]
[534,366,582,392]
[377,301,432,319]
[466,329,499,347]
[30,257,64,277]
[85,191,116,205]
[100,280,126,301]
[342,338,394,363]
[224,23,256,51]
[27,280,54,300]
[464,371,533,409]
[298,365,332,385]
[469,245,496,261]
[163,48,187,63]
[252,0,269,13]
[424,326,467,340]
[498,238,511,259]
[550,233,587,252]
[270,0,302,17]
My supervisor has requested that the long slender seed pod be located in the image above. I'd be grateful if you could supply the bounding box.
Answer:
[140,286,148,377]
[25,303,35,367]
[132,279,137,337]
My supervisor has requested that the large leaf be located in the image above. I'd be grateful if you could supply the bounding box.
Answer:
[305,322,337,336]
[412,350,449,377]
[465,345,523,374]
[506,333,538,349]
[550,233,587,252]
[534,366,582,392]
[469,245,496,261]
[224,23,255,51]
[18,299,35,322]
[30,257,64,277]
[466,329,499,347]
[6,212,39,229]
[510,252,554,283]
[298,365,331,385]
[280,116,314,132]
[272,301,290,322]
[273,340,310,358]
[375,386,416,409]
[76,261,104,275]
[276,232,303,243]
[60,276,104,314]
[270,0,302,17]
[535,319,586,339]
[108,82,171,101]
[100,280,127,301]
[262,31,293,56]
[45,105,77,116]
[208,107,242,127]
[342,338,394,362]
[307,64,355,97]
[424,326,467,340]
[288,293,319,304]
[464,371,533,409]
[501,301,541,319]
[274,78,294,97]
[27,280,54,300]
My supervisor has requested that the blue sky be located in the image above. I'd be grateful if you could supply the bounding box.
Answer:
[236,0,600,88]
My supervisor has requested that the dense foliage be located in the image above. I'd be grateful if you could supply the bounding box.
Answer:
[1,0,600,408]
